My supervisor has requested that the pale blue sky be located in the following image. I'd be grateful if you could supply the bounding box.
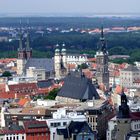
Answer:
[0,0,140,14]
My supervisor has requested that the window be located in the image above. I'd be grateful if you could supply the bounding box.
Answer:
[50,123,53,127]
[124,121,128,123]
[63,122,67,126]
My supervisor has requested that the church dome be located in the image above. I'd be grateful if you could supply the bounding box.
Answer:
[61,48,66,52]
[55,48,60,53]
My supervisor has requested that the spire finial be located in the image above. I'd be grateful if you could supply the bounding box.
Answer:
[19,32,23,50]
[101,26,104,39]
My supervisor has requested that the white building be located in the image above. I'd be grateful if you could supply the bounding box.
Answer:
[54,48,88,79]
[37,108,87,140]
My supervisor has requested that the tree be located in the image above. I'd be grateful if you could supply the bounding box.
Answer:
[44,88,59,100]
[2,71,12,77]
[78,63,88,69]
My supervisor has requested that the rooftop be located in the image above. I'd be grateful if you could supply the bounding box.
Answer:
[57,71,100,101]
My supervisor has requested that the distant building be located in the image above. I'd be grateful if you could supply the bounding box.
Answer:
[17,32,54,80]
[109,55,130,60]
[120,65,140,88]
[96,27,109,90]
[54,47,88,79]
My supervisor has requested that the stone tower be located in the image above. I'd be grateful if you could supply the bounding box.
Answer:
[61,47,67,68]
[116,92,131,140]
[54,49,61,79]
[96,26,109,90]
[54,47,67,79]
[17,33,27,75]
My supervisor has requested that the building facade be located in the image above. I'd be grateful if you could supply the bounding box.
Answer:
[120,65,140,88]
[54,47,88,79]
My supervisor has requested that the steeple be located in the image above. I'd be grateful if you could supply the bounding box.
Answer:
[25,31,32,59]
[101,26,104,39]
[19,32,23,51]
[118,91,130,118]
[26,32,30,50]
[99,26,107,54]
[18,32,26,59]
[96,25,109,90]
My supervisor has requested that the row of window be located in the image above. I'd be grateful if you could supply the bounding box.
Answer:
[27,133,48,136]
[50,122,67,127]
[134,123,140,130]
[6,135,24,140]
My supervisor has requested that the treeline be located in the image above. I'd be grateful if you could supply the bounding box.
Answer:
[1,17,140,28]
[0,31,140,63]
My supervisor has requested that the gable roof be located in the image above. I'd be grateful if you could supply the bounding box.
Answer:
[57,71,100,100]
[25,58,54,72]
[24,121,48,129]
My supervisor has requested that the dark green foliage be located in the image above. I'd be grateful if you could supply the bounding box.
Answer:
[0,17,140,63]
[78,63,88,69]
[2,71,12,77]
[44,88,59,100]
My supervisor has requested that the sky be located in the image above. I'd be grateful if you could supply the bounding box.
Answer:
[0,0,140,15]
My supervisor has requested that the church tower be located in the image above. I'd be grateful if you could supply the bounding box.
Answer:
[61,44,67,68]
[116,92,131,140]
[96,27,109,90]
[54,47,67,79]
[25,32,32,59]
[54,49,61,79]
[17,33,27,75]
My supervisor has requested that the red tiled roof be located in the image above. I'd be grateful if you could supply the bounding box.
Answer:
[91,63,97,69]
[67,64,76,69]
[0,58,16,64]
[0,129,25,135]
[8,83,38,92]
[130,112,140,120]
[88,58,96,62]
[18,97,31,106]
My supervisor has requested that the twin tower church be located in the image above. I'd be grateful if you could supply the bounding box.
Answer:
[16,27,109,90]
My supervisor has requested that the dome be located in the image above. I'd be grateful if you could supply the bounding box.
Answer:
[62,48,66,52]
[55,48,60,53]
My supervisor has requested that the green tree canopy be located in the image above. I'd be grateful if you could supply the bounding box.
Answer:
[2,71,12,77]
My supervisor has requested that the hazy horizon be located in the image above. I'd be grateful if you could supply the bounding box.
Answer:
[0,0,140,17]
